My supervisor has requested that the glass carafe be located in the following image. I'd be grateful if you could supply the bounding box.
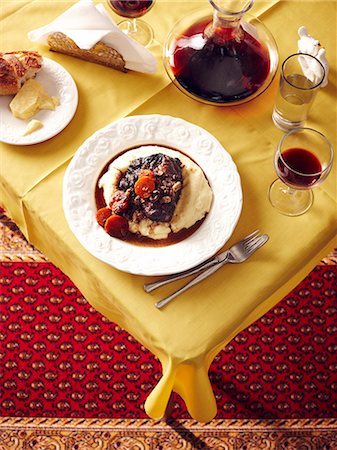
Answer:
[164,0,278,106]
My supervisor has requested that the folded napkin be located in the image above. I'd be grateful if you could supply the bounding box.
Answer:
[28,0,156,73]
[297,26,328,87]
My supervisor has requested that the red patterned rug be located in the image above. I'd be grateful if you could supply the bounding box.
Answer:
[1,209,337,448]
[1,211,336,421]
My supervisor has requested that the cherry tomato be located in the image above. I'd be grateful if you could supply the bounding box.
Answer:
[96,207,112,227]
[134,175,155,199]
[104,214,129,238]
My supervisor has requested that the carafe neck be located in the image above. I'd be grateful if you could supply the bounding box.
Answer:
[206,0,254,42]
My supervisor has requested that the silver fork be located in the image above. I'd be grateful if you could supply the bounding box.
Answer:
[151,231,269,309]
[145,230,262,293]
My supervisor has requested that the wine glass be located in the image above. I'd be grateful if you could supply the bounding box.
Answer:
[268,128,334,216]
[106,0,155,47]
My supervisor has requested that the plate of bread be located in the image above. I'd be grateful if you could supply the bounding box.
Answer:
[0,51,78,145]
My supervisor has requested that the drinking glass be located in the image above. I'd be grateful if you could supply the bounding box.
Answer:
[272,53,325,131]
[268,128,333,216]
[106,0,155,47]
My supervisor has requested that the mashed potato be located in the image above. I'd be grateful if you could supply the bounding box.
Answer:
[99,145,213,240]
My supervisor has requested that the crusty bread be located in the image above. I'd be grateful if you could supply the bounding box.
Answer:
[0,51,42,96]
[47,32,127,72]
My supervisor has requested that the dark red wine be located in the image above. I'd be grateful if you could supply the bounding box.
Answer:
[108,0,154,18]
[277,147,322,187]
[170,19,270,103]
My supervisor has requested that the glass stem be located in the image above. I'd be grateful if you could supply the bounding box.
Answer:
[131,18,138,33]
[284,185,296,196]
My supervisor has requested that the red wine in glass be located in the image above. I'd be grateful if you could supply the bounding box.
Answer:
[107,0,155,46]
[269,128,333,216]
[277,147,322,188]
[108,1,154,18]
[170,19,271,103]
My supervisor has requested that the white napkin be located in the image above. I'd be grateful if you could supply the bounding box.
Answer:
[297,26,328,87]
[28,0,156,73]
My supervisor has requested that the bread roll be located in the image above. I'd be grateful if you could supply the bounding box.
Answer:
[0,51,42,95]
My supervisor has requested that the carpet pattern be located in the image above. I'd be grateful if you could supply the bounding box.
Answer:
[1,209,337,448]
[1,262,337,420]
[1,417,337,449]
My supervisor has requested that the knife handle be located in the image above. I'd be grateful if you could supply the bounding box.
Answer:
[144,258,219,293]
[155,262,226,309]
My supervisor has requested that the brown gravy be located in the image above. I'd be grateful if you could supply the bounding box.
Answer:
[95,145,209,247]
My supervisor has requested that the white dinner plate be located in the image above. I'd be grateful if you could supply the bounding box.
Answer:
[0,57,78,145]
[63,115,242,276]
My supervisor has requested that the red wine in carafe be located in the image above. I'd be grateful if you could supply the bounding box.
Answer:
[170,19,271,103]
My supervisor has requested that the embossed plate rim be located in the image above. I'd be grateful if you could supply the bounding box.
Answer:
[0,57,78,145]
[63,114,242,276]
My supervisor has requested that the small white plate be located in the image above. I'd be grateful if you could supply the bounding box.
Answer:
[0,57,78,145]
[63,114,242,276]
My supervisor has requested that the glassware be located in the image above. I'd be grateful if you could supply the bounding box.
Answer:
[106,0,155,47]
[268,128,334,216]
[163,0,278,106]
[272,53,325,131]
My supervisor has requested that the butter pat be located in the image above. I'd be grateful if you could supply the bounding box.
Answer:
[39,94,59,110]
[22,119,43,136]
[10,79,59,120]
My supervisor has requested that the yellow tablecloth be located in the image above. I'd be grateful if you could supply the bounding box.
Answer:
[1,0,336,422]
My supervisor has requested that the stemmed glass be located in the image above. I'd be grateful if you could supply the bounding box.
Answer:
[268,128,334,216]
[106,0,155,47]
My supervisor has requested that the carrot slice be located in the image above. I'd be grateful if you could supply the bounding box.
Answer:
[134,175,155,199]
[104,214,129,238]
[139,169,156,180]
[96,207,112,227]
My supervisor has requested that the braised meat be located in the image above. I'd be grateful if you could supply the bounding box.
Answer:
[116,153,183,223]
